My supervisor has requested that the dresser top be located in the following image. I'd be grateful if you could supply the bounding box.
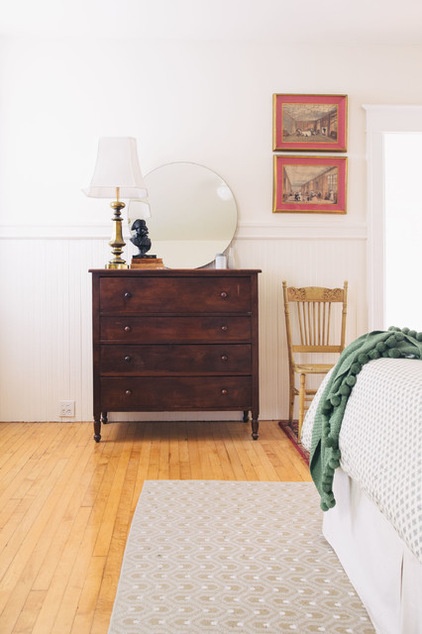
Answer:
[90,269,261,277]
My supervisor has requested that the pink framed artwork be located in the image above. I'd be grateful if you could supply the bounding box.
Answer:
[273,94,348,152]
[273,155,347,214]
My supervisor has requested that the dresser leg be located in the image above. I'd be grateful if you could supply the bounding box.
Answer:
[243,410,249,422]
[93,419,101,443]
[251,418,259,440]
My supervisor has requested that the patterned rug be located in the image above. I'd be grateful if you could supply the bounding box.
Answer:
[108,481,374,633]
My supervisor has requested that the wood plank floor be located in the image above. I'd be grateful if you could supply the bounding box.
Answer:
[0,420,310,633]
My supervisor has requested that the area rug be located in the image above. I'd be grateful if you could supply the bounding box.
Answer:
[278,420,310,463]
[108,481,374,633]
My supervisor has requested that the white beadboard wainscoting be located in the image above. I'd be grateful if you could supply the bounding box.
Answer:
[0,221,366,423]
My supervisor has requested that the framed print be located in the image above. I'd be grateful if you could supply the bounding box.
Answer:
[273,155,347,214]
[273,94,347,152]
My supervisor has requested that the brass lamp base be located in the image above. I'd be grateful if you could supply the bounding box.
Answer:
[107,199,129,269]
[105,262,129,270]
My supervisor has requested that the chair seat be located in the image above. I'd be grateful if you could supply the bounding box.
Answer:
[294,363,334,374]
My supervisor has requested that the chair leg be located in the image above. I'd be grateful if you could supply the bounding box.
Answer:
[288,369,295,424]
[298,373,306,440]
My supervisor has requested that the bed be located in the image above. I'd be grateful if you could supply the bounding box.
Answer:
[301,331,422,634]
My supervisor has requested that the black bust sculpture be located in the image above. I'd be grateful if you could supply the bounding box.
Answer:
[130,218,154,258]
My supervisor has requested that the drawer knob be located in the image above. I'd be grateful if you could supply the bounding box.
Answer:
[124,355,131,362]
[221,325,228,332]
[125,389,132,396]
[124,291,132,299]
[124,325,132,333]
[221,388,228,395]
[220,354,228,362]
[220,291,228,299]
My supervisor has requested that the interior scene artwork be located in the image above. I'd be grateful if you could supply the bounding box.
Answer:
[273,94,348,152]
[273,155,347,213]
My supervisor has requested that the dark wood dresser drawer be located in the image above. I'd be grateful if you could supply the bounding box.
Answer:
[100,316,251,343]
[100,344,252,375]
[99,276,252,313]
[100,376,253,410]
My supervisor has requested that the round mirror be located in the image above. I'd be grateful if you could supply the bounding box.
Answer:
[142,162,238,268]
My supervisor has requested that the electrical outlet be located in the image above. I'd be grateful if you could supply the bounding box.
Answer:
[60,400,75,417]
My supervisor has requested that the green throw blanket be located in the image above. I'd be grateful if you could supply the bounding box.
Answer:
[310,326,422,511]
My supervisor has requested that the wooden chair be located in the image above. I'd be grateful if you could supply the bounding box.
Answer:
[282,281,348,440]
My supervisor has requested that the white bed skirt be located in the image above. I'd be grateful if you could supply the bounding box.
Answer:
[323,469,422,634]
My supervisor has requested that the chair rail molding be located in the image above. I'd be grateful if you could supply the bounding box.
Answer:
[0,221,367,242]
[236,221,366,241]
[0,224,112,240]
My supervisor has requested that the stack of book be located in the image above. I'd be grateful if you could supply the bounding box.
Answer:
[130,257,165,269]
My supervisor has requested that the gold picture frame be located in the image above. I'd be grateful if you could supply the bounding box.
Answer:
[273,155,347,214]
[273,94,348,152]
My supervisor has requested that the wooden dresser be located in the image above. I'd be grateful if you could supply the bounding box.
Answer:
[89,269,261,442]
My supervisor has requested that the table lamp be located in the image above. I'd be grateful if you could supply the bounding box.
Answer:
[83,137,147,269]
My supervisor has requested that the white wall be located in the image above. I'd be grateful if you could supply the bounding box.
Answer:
[1,36,422,422]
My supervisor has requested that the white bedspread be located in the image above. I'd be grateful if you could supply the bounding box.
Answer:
[302,357,422,564]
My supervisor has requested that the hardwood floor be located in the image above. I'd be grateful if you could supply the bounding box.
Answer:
[0,420,310,633]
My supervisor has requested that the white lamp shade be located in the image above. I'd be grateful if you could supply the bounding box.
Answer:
[128,199,151,220]
[83,137,148,199]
